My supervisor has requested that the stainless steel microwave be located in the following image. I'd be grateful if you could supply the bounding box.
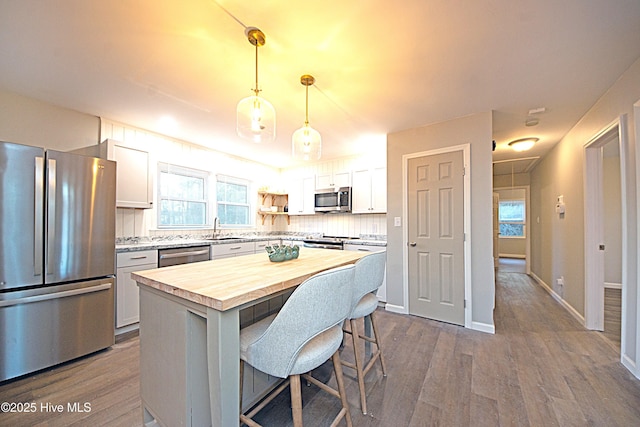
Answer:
[314,187,352,212]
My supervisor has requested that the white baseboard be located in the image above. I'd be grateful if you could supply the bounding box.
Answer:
[622,353,640,380]
[384,303,408,314]
[470,321,495,334]
[604,282,622,290]
[116,323,139,336]
[530,272,585,326]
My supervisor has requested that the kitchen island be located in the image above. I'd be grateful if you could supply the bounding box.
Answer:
[131,247,369,427]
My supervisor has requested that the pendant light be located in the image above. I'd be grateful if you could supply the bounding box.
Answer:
[237,27,275,143]
[292,74,321,161]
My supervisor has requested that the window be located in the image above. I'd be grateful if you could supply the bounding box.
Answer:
[216,175,253,227]
[499,200,525,238]
[157,163,210,228]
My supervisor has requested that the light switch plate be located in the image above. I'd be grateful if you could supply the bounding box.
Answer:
[394,217,401,227]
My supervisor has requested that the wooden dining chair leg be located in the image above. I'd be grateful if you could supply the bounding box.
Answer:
[370,311,387,376]
[290,374,304,427]
[350,318,368,415]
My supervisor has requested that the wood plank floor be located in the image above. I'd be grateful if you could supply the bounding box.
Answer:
[1,269,639,426]
[603,287,622,349]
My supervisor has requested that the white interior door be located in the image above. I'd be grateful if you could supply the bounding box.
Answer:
[408,150,465,325]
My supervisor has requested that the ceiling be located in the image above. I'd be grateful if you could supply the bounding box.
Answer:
[1,1,639,169]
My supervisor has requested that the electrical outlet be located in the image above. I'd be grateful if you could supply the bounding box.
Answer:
[394,217,401,227]
[556,276,564,287]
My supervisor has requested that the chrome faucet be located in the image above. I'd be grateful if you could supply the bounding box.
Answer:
[213,217,219,237]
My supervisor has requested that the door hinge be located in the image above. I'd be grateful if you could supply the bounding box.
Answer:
[463,167,466,176]
[464,299,467,308]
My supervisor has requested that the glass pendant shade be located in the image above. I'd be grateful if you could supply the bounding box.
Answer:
[237,94,276,143]
[292,123,321,161]
[236,27,275,143]
[292,74,321,161]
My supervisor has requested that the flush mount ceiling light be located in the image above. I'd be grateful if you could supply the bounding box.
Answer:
[292,74,321,161]
[236,27,275,143]
[508,137,539,152]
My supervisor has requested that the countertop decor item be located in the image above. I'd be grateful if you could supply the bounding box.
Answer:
[265,244,299,262]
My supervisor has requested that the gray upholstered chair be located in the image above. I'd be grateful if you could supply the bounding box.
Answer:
[239,264,355,427]
[341,251,387,415]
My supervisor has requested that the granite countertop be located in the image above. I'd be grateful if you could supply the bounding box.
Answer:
[116,234,386,253]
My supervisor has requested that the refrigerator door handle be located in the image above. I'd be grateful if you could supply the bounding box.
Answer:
[34,157,44,276]
[46,158,56,276]
[0,282,112,308]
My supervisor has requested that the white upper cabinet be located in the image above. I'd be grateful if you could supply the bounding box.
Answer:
[288,174,316,215]
[70,138,153,208]
[351,166,387,213]
[315,160,351,189]
[107,140,153,209]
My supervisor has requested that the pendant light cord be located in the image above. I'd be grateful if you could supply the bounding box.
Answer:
[254,43,260,95]
[212,0,247,29]
[305,84,309,126]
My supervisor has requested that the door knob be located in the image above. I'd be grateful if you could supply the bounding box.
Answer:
[409,242,417,247]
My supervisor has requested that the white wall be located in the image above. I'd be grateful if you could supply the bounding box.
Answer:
[0,89,99,150]
[387,112,495,332]
[603,145,622,285]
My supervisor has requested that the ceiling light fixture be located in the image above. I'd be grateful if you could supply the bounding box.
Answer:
[292,74,321,161]
[236,27,275,143]
[508,137,539,152]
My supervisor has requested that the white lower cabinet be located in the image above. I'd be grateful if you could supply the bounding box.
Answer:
[344,244,387,302]
[254,240,281,254]
[116,250,158,328]
[210,242,255,259]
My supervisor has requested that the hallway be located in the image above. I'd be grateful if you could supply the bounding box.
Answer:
[1,266,639,426]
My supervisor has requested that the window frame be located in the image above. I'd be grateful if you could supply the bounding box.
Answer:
[498,199,526,239]
[157,162,211,229]
[215,174,254,228]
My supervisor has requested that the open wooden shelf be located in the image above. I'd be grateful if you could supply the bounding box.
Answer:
[258,191,289,225]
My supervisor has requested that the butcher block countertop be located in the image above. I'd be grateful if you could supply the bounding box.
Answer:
[131,248,373,311]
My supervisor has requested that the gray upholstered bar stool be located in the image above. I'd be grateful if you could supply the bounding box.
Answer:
[341,251,387,415]
[239,264,355,427]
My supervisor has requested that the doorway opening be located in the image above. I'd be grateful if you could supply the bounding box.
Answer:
[583,117,626,343]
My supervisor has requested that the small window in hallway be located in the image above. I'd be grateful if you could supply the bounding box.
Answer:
[499,200,525,237]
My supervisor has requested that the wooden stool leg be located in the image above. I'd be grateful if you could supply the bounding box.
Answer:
[350,318,368,415]
[370,311,387,376]
[332,351,353,427]
[290,374,303,427]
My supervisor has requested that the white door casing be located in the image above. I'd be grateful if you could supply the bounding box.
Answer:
[405,146,468,326]
[493,192,499,269]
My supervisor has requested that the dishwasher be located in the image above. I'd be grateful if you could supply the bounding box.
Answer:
[158,245,211,268]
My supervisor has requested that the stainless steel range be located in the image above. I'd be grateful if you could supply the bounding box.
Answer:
[302,236,356,250]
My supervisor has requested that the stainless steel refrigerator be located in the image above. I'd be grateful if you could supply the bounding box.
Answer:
[0,141,116,382]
